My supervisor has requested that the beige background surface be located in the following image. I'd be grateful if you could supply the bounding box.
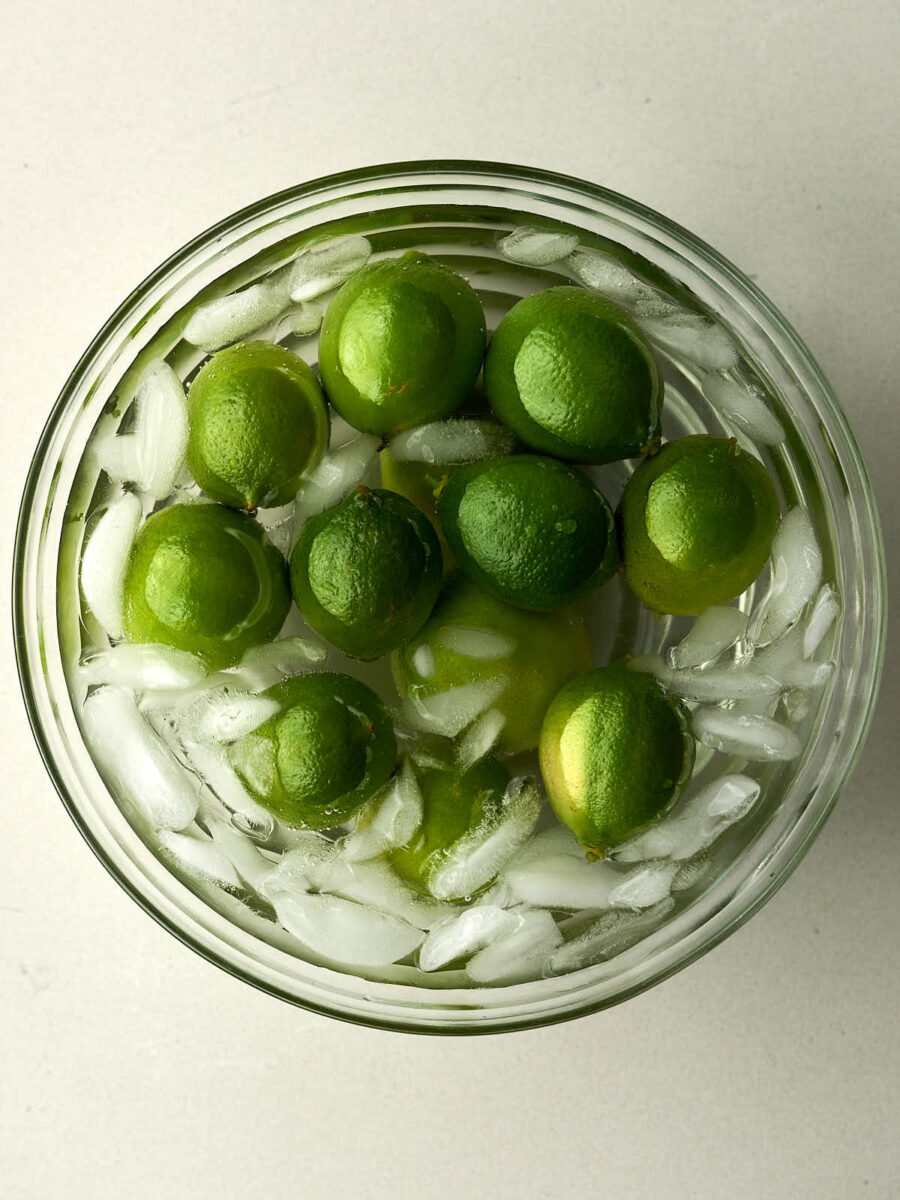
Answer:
[1,2,898,1197]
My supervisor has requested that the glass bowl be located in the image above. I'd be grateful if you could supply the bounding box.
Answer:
[13,161,886,1034]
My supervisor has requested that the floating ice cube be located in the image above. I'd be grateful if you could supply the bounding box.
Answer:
[184,740,276,838]
[157,829,242,888]
[183,279,290,351]
[275,299,327,340]
[80,493,142,640]
[702,376,786,445]
[272,891,423,967]
[176,684,280,744]
[261,833,333,897]
[466,909,562,985]
[512,825,586,866]
[96,432,142,483]
[435,625,515,660]
[292,434,381,529]
[79,643,206,692]
[757,508,823,643]
[456,709,505,771]
[547,899,674,974]
[82,687,200,830]
[498,226,579,266]
[133,361,190,500]
[342,760,424,862]
[311,857,454,930]
[428,777,542,901]
[630,655,780,703]
[637,312,740,372]
[236,636,327,691]
[566,246,651,302]
[803,585,840,659]
[387,418,517,466]
[613,774,760,862]
[419,905,522,972]
[506,853,619,909]
[671,850,712,892]
[400,676,508,739]
[285,235,372,302]
[608,861,677,909]
[668,606,748,669]
[205,816,275,891]
[410,644,435,680]
[692,708,802,761]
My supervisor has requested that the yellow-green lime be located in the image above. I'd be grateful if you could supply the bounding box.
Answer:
[122,502,290,670]
[392,575,591,754]
[618,434,779,615]
[318,251,486,434]
[229,672,396,829]
[484,287,662,463]
[539,663,694,855]
[436,454,618,610]
[290,487,442,659]
[187,341,329,510]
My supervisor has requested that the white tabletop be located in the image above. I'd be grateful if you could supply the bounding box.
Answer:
[2,2,898,1196]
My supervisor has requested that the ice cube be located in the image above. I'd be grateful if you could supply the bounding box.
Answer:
[505,853,619,909]
[342,760,424,862]
[157,828,241,888]
[79,643,206,692]
[275,299,327,340]
[400,676,508,739]
[637,312,740,372]
[261,833,333,898]
[82,686,200,830]
[387,418,517,465]
[292,434,381,529]
[758,508,824,643]
[608,861,677,909]
[612,774,760,862]
[428,777,542,900]
[456,709,505,771]
[669,605,749,669]
[133,361,190,500]
[802,585,840,659]
[547,899,674,974]
[702,377,786,445]
[512,825,586,866]
[176,684,280,744]
[671,850,712,892]
[236,636,327,691]
[286,235,372,302]
[79,492,142,639]
[419,905,522,972]
[566,247,651,302]
[205,816,275,891]
[184,740,276,838]
[692,708,802,761]
[411,644,435,679]
[498,226,580,266]
[96,432,142,483]
[435,625,515,660]
[271,891,423,967]
[311,857,454,930]
[183,279,290,351]
[466,909,563,984]
[632,658,780,703]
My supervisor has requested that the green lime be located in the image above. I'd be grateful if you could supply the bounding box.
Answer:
[318,251,486,434]
[539,663,693,854]
[436,454,618,610]
[391,750,510,897]
[618,434,779,615]
[290,487,442,660]
[392,575,591,754]
[229,672,396,829]
[187,341,329,510]
[123,502,290,670]
[379,448,456,563]
[484,287,662,463]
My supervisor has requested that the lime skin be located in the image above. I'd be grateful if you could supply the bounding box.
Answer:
[391,750,510,897]
[436,454,619,611]
[484,287,662,463]
[379,447,457,564]
[392,575,592,754]
[290,487,443,660]
[618,434,780,615]
[318,251,487,434]
[539,663,694,855]
[187,341,329,510]
[229,672,397,829]
[122,502,290,670]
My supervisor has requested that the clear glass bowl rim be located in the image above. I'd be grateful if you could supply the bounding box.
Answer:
[13,159,888,1035]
